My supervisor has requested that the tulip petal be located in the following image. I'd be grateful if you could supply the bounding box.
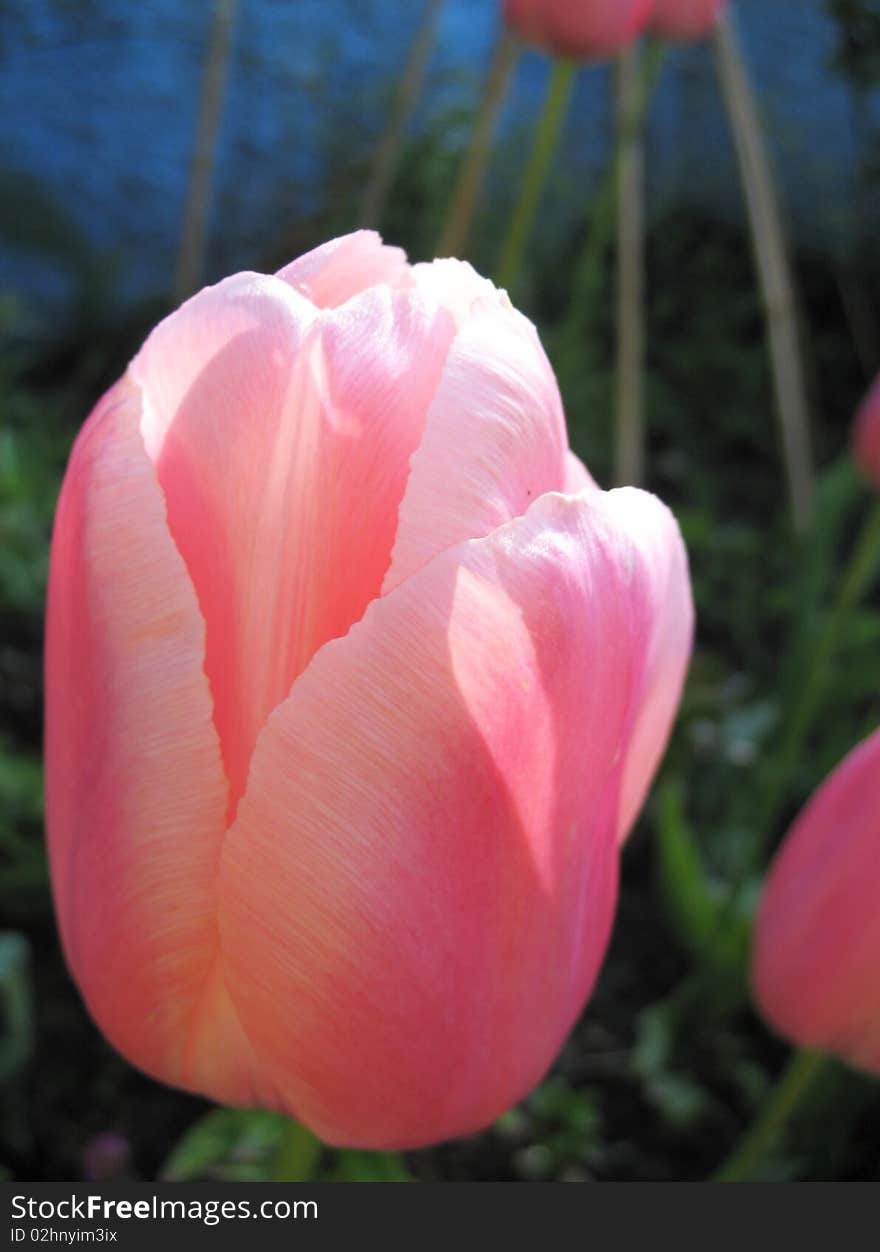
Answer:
[132,274,455,813]
[44,380,266,1106]
[564,448,598,494]
[853,373,880,490]
[504,0,652,59]
[411,257,508,329]
[603,489,694,841]
[650,0,723,40]
[276,230,411,308]
[219,487,689,1147]
[383,302,569,592]
[752,727,880,1072]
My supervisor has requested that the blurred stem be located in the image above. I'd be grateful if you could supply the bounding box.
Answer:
[713,7,815,533]
[495,59,576,294]
[173,0,238,305]
[713,1050,828,1181]
[756,497,880,849]
[272,1120,322,1182]
[436,29,520,257]
[614,42,645,486]
[560,40,666,368]
[360,0,445,229]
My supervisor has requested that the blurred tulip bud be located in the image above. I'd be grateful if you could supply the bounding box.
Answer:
[853,373,880,490]
[650,0,724,40]
[503,0,652,60]
[752,727,880,1073]
[46,231,693,1149]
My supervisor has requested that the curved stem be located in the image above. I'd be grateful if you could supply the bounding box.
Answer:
[436,29,520,258]
[560,40,666,370]
[360,0,445,229]
[756,498,880,850]
[713,1050,828,1181]
[713,8,815,533]
[272,1120,322,1182]
[614,42,645,486]
[173,0,238,305]
[495,59,576,294]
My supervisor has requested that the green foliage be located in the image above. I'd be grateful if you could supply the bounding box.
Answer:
[160,1109,289,1182]
[0,932,33,1084]
[160,1108,414,1182]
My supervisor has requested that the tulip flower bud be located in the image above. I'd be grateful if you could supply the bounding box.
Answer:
[649,0,724,40]
[752,727,880,1074]
[853,373,880,490]
[503,0,652,61]
[46,231,693,1149]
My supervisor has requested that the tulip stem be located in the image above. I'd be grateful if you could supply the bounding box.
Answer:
[713,8,815,533]
[437,28,520,258]
[173,0,238,305]
[359,0,445,229]
[495,59,576,295]
[614,41,645,486]
[713,1049,828,1181]
[560,39,666,370]
[272,1120,323,1182]
[756,497,880,851]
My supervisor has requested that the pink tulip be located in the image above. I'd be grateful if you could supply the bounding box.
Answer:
[650,0,724,40]
[503,0,652,60]
[752,727,880,1073]
[46,230,693,1149]
[853,373,880,491]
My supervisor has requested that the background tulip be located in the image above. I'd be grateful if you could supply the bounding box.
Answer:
[503,0,652,61]
[853,372,880,490]
[650,0,724,41]
[46,230,693,1149]
[752,727,880,1074]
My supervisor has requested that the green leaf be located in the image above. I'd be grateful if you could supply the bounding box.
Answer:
[160,1108,287,1182]
[655,780,751,993]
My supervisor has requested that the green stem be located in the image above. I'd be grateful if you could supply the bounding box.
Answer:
[560,39,666,370]
[436,29,520,258]
[495,59,576,294]
[173,0,238,304]
[272,1120,322,1182]
[713,8,815,533]
[614,42,645,486]
[713,1050,828,1181]
[756,498,880,850]
[359,0,445,229]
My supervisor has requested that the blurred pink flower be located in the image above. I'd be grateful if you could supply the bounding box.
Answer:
[752,727,880,1073]
[82,1132,132,1182]
[650,0,724,40]
[45,231,693,1149]
[503,0,652,60]
[853,373,880,490]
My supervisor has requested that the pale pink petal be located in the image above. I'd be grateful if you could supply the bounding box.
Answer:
[218,487,689,1148]
[276,230,411,308]
[44,380,267,1107]
[603,488,694,841]
[132,275,456,814]
[752,727,880,1073]
[411,257,509,330]
[564,449,599,494]
[383,302,569,592]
